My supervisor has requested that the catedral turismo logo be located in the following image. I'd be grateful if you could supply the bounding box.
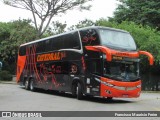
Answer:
[37,52,66,62]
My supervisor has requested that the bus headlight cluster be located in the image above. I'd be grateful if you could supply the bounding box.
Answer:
[101,81,114,87]
[94,78,114,87]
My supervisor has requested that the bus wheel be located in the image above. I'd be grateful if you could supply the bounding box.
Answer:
[71,84,77,97]
[30,79,36,92]
[77,83,83,100]
[25,79,30,90]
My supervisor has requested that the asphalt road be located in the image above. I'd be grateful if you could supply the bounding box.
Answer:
[0,83,160,120]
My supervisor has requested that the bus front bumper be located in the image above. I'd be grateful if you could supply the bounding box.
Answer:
[100,78,141,98]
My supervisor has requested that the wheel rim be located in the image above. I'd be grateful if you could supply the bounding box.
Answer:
[77,83,83,100]
[30,80,33,90]
[25,80,28,89]
[76,86,78,95]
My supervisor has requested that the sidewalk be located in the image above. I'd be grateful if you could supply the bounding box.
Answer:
[0,80,17,84]
[0,75,17,84]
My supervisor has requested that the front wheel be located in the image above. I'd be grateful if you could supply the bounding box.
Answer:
[77,83,83,100]
[30,79,36,92]
[71,84,77,97]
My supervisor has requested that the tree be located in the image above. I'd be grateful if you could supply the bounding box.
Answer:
[68,19,95,31]
[45,19,94,37]
[0,19,37,73]
[109,0,160,30]
[3,0,92,38]
[45,21,67,36]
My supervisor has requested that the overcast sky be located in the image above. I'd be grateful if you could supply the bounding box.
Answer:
[0,0,118,26]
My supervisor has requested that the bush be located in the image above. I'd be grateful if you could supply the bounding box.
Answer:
[0,70,12,81]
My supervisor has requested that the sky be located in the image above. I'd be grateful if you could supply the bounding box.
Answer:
[0,0,118,27]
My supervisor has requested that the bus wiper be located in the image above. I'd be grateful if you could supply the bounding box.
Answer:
[106,45,136,52]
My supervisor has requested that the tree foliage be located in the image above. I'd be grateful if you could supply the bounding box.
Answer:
[68,19,95,31]
[0,19,37,73]
[45,21,67,36]
[110,0,160,30]
[3,0,92,37]
[45,19,95,36]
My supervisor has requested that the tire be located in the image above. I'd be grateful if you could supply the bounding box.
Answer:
[30,79,36,92]
[25,79,30,90]
[71,84,77,97]
[77,83,83,100]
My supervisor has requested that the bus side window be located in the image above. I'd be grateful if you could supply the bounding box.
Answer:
[63,32,81,49]
[72,31,81,49]
[51,37,61,51]
[37,41,45,53]
[45,39,52,52]
[80,29,100,46]
[86,51,102,75]
[56,36,64,50]
[87,59,101,75]
[19,46,26,56]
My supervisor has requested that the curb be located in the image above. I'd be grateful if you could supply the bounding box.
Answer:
[0,81,17,84]
[142,91,160,93]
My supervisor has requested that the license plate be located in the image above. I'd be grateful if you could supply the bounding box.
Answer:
[123,94,128,97]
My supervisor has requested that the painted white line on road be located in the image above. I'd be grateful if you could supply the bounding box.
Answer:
[153,107,160,111]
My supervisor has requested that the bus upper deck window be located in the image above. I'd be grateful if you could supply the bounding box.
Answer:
[19,46,26,56]
[80,29,100,46]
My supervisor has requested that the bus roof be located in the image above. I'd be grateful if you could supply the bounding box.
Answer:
[20,26,129,47]
[78,26,128,33]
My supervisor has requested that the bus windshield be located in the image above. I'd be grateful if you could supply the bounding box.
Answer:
[104,61,139,82]
[99,29,137,51]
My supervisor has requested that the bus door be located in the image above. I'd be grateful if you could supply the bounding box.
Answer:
[79,29,102,95]
[85,51,103,96]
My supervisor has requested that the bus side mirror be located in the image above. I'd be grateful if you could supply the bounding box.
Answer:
[139,51,154,65]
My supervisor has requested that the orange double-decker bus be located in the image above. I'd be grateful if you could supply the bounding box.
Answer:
[17,26,154,100]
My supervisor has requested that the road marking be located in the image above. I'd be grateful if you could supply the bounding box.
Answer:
[153,107,160,111]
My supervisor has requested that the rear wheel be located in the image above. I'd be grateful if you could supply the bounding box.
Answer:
[77,83,83,100]
[25,79,30,90]
[71,84,77,97]
[30,79,36,92]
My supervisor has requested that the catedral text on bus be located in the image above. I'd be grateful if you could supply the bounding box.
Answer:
[17,26,154,100]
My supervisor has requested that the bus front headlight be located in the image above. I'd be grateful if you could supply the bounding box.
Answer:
[101,81,114,87]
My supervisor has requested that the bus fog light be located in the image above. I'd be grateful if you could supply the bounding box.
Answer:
[106,90,112,94]
[92,88,99,92]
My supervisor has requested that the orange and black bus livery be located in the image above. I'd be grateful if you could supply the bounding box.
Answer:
[17,26,154,100]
